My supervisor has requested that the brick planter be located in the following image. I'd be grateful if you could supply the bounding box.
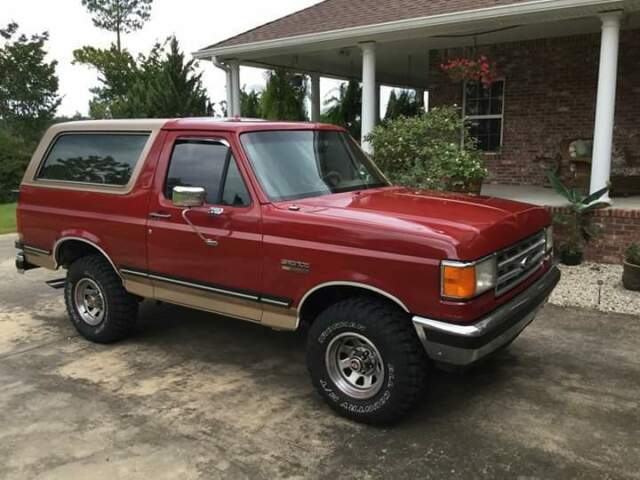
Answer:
[546,206,640,264]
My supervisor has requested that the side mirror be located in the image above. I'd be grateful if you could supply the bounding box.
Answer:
[172,186,206,208]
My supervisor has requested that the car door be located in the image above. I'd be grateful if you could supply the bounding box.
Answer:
[145,131,263,322]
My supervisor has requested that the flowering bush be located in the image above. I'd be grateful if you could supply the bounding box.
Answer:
[440,55,497,88]
[366,106,488,192]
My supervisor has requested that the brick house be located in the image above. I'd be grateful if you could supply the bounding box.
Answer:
[195,0,640,262]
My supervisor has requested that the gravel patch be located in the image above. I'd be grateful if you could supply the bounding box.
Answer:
[550,262,640,316]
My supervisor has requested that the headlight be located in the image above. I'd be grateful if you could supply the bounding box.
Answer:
[545,226,554,253]
[441,256,496,300]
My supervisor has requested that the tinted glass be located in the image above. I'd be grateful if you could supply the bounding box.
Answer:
[241,130,388,202]
[38,133,149,185]
[165,140,229,204]
[221,159,250,207]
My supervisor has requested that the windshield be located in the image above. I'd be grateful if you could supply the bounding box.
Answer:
[240,130,389,202]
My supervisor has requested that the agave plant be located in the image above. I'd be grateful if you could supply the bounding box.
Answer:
[547,171,609,265]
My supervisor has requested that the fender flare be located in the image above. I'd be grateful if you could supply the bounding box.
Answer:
[53,236,121,278]
[297,281,410,326]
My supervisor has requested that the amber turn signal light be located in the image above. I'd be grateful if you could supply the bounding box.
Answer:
[442,264,476,299]
[441,256,497,300]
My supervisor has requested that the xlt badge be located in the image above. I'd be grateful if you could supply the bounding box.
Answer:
[281,259,310,274]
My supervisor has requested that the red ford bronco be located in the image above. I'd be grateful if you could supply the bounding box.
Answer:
[15,119,559,424]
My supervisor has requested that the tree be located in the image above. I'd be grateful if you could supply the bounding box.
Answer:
[240,87,261,118]
[81,0,153,52]
[0,122,33,202]
[74,36,211,118]
[384,90,421,121]
[260,69,307,121]
[73,45,138,118]
[0,22,60,141]
[126,37,211,117]
[321,80,361,139]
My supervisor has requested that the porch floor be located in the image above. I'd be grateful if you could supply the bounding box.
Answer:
[481,184,640,210]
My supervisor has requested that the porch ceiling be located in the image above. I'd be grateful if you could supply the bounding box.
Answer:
[195,0,640,89]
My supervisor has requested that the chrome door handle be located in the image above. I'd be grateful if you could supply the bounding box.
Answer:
[209,207,224,216]
[149,212,172,219]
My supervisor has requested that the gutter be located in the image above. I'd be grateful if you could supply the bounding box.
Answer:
[211,56,230,74]
[210,56,233,113]
[193,0,625,59]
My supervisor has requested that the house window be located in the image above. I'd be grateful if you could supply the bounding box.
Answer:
[463,80,504,152]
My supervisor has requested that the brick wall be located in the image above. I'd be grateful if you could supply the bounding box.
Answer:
[428,29,640,185]
[546,206,640,264]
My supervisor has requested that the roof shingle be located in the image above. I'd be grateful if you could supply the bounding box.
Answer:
[206,0,532,49]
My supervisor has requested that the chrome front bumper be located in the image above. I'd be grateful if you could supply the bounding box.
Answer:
[412,266,561,366]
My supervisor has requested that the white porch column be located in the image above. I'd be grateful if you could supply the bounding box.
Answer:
[228,59,241,117]
[590,12,622,200]
[310,73,321,122]
[360,42,377,152]
[225,69,233,116]
[375,82,381,124]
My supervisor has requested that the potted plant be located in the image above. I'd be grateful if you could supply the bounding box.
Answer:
[547,171,609,265]
[622,243,640,291]
[440,55,498,88]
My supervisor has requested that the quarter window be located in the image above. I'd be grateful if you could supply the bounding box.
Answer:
[164,139,250,206]
[38,133,149,185]
[463,80,504,152]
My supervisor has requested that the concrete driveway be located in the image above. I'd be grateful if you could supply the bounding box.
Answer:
[1,233,639,479]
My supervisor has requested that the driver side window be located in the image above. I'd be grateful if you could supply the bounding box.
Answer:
[164,139,251,207]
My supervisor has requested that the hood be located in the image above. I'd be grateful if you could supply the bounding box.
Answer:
[277,186,550,260]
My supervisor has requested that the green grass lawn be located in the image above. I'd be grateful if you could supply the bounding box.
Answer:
[0,203,17,234]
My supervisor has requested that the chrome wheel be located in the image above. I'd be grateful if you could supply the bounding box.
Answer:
[74,278,106,326]
[325,332,384,399]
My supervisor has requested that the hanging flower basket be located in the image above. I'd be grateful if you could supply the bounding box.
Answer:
[440,55,498,88]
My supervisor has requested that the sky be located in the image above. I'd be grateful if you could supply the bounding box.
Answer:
[1,0,407,118]
[1,0,317,116]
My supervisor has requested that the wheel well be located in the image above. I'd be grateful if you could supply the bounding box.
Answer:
[298,285,408,328]
[56,239,114,272]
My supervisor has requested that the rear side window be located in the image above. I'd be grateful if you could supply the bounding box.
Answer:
[38,133,149,186]
[164,139,250,206]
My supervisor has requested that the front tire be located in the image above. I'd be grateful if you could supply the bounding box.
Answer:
[65,255,138,343]
[306,297,428,425]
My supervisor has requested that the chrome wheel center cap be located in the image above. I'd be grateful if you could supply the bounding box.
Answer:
[349,358,362,371]
[325,332,385,399]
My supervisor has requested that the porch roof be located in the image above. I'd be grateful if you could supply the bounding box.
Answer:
[194,0,639,89]
[203,0,533,50]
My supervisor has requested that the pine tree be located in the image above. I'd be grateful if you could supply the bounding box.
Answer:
[241,87,262,118]
[384,89,421,121]
[81,0,153,52]
[260,69,307,121]
[321,80,362,139]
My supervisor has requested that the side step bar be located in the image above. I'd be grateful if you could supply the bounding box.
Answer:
[45,278,66,290]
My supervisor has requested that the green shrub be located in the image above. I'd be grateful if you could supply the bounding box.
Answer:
[626,243,640,266]
[0,127,33,202]
[366,106,487,191]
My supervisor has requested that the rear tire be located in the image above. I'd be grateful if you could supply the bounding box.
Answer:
[306,297,429,425]
[65,255,138,343]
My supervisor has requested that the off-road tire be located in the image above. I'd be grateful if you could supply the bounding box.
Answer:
[65,254,138,343]
[306,297,429,425]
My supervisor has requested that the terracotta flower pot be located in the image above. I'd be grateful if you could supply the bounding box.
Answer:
[622,260,640,291]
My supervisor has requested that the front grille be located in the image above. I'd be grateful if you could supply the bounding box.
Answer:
[495,231,546,296]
